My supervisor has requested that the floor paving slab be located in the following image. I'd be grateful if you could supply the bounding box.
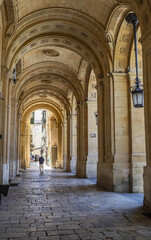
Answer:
[0,162,151,240]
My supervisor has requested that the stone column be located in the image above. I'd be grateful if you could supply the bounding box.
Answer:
[97,75,113,190]
[62,120,67,170]
[16,113,20,174]
[112,72,130,192]
[97,81,105,187]
[141,28,151,208]
[70,114,77,173]
[58,123,63,168]
[47,117,51,166]
[76,101,88,178]
[9,98,16,180]
[128,72,146,193]
[87,100,98,178]
[50,118,58,168]
[0,67,10,184]
[6,84,12,180]
[66,114,71,172]
[25,118,30,168]
[20,122,26,169]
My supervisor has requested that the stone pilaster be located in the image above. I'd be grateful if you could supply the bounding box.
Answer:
[70,114,77,173]
[50,118,58,168]
[86,100,98,178]
[97,81,106,187]
[9,98,16,180]
[62,121,67,170]
[16,113,20,174]
[112,72,131,192]
[140,27,151,208]
[128,72,146,193]
[0,67,10,184]
[76,101,88,178]
[20,122,26,170]
[66,114,71,172]
[97,75,114,190]
[58,123,63,168]
[25,118,30,168]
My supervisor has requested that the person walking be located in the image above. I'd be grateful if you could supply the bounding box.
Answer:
[39,155,44,174]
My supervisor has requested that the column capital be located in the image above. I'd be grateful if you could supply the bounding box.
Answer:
[66,113,71,119]
[79,99,88,105]
[96,80,104,89]
[96,74,110,89]
[70,113,77,117]
[1,66,9,73]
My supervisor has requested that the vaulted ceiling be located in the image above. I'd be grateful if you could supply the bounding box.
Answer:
[2,0,147,120]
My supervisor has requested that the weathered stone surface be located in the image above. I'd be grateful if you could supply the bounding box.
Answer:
[0,163,151,240]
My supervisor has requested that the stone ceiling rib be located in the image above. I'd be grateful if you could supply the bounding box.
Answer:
[13,61,84,106]
[5,6,111,76]
[15,0,117,27]
[8,0,120,118]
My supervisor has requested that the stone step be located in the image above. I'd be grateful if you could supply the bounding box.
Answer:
[19,169,26,173]
[10,176,22,186]
[16,172,22,177]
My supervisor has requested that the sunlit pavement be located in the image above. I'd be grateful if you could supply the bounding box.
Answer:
[32,161,52,171]
[0,162,150,240]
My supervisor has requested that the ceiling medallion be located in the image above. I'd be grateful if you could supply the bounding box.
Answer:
[43,49,59,57]
[41,80,52,83]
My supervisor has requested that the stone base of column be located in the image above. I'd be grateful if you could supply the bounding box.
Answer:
[86,154,97,178]
[0,162,9,184]
[26,161,30,168]
[66,157,71,172]
[76,160,86,178]
[16,159,20,175]
[13,160,17,176]
[70,156,77,173]
[63,155,67,170]
[113,163,130,192]
[130,162,146,193]
[144,166,151,209]
[97,162,113,191]
[56,159,61,168]
[21,159,26,170]
[9,161,13,181]
[97,161,145,193]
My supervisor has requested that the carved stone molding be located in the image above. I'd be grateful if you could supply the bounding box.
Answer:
[4,0,15,23]
[1,66,9,73]
[105,32,113,43]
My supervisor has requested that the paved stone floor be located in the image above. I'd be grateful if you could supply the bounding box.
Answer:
[0,162,151,240]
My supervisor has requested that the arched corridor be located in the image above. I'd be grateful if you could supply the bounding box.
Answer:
[0,162,150,240]
[1,0,151,235]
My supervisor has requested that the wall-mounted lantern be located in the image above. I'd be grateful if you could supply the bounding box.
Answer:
[94,112,98,125]
[126,13,144,108]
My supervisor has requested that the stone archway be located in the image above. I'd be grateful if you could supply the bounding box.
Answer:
[20,103,63,170]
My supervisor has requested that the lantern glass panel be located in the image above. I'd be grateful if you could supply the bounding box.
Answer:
[132,90,144,108]
[132,92,137,107]
[137,91,144,106]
